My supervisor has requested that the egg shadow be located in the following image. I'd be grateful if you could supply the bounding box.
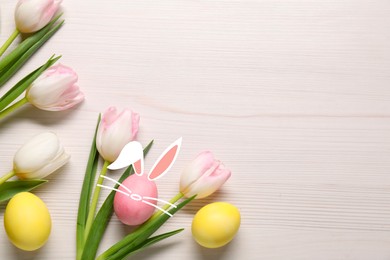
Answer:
[194,239,234,260]
[119,222,138,237]
[10,242,48,260]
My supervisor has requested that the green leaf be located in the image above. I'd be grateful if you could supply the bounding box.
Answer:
[81,141,154,260]
[0,55,61,112]
[0,14,62,73]
[0,14,62,70]
[0,180,47,202]
[125,228,184,258]
[76,115,101,260]
[99,195,195,260]
[0,20,64,87]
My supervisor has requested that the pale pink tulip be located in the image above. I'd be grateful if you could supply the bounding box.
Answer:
[180,151,231,199]
[26,64,84,111]
[96,107,140,162]
[15,0,61,33]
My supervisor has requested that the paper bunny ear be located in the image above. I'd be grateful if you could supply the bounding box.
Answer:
[107,141,144,175]
[148,137,182,181]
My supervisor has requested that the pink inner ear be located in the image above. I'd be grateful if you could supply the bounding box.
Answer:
[149,145,178,180]
[134,159,142,175]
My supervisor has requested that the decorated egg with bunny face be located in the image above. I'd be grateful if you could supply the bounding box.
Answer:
[105,138,182,226]
[114,174,158,225]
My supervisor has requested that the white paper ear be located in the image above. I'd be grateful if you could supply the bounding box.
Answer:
[148,137,182,181]
[107,141,144,175]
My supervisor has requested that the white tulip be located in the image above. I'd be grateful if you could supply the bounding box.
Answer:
[13,132,70,179]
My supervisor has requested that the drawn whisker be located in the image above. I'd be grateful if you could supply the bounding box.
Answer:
[141,200,173,217]
[100,175,132,194]
[142,196,177,208]
[97,184,130,197]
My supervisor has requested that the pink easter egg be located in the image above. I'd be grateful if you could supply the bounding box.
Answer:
[114,174,158,225]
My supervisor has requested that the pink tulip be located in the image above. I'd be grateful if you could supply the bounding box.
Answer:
[180,151,231,199]
[15,0,61,33]
[26,64,84,111]
[96,107,140,162]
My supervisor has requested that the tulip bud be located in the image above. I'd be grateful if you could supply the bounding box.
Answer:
[96,107,140,163]
[15,0,61,33]
[13,132,70,179]
[180,151,231,199]
[25,64,84,111]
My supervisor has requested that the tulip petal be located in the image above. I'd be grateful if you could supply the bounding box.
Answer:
[15,0,61,33]
[17,152,70,179]
[26,64,84,111]
[182,166,231,199]
[14,132,60,173]
[179,151,215,193]
[13,132,70,180]
[180,151,231,199]
[96,107,140,162]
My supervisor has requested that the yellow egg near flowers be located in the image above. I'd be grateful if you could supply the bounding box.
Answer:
[191,202,240,248]
[4,192,51,251]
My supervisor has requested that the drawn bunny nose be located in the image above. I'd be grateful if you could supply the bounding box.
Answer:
[130,194,142,201]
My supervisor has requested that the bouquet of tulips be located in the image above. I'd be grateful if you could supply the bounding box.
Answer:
[76,107,232,259]
[0,0,239,258]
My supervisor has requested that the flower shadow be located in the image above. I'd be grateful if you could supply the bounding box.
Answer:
[181,189,229,216]
[0,103,30,126]
[0,102,84,127]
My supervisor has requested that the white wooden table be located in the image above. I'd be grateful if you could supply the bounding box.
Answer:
[1,0,390,259]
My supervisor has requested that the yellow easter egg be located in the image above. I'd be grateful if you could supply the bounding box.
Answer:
[191,202,240,248]
[4,192,51,251]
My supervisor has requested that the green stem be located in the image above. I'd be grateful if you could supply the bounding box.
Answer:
[84,160,110,242]
[148,192,184,222]
[97,195,196,260]
[0,97,28,120]
[0,29,19,57]
[97,192,184,259]
[0,170,15,186]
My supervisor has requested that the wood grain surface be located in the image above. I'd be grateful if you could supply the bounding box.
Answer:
[1,0,390,259]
